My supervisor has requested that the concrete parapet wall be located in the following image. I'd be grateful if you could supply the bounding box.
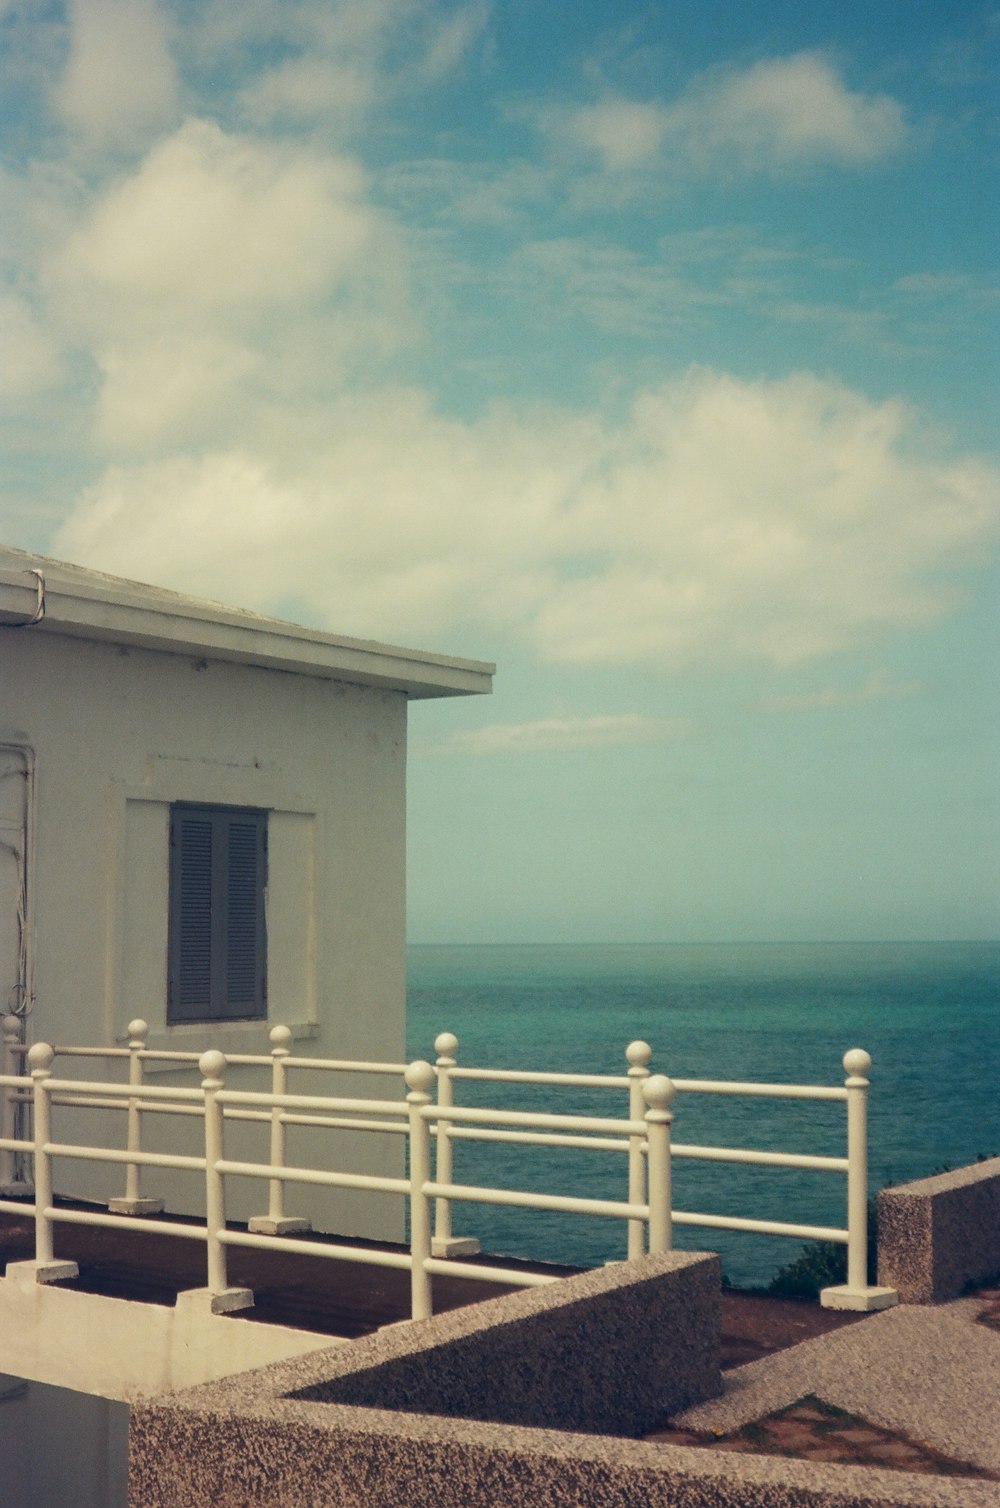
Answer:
[130,1252,988,1507]
[289,1250,721,1435]
[878,1156,1000,1304]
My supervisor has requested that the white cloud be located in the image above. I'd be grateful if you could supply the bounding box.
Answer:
[571,99,668,169]
[420,0,491,82]
[55,368,1000,669]
[52,120,375,311]
[44,120,409,448]
[53,0,178,149]
[894,271,1000,304]
[704,53,907,166]
[212,0,485,128]
[0,293,63,398]
[564,52,907,176]
[427,714,695,755]
[93,333,262,450]
[760,670,923,712]
[56,451,310,606]
[506,238,724,336]
[239,57,375,126]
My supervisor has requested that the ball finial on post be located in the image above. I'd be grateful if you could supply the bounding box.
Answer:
[434,1032,458,1060]
[626,1040,653,1070]
[843,1048,872,1081]
[199,1049,227,1082]
[642,1074,676,1114]
[27,1042,55,1073]
[269,1025,293,1052]
[405,1059,436,1096]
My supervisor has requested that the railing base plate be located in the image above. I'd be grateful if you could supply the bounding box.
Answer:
[248,1216,312,1236]
[820,1283,899,1312]
[5,1258,79,1286]
[108,1197,165,1216]
[431,1236,481,1258]
[176,1286,255,1316]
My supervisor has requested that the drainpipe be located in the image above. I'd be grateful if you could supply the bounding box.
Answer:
[0,743,36,1192]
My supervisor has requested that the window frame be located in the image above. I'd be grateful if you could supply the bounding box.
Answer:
[167,803,268,1025]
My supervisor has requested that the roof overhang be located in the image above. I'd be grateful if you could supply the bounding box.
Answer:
[0,551,493,700]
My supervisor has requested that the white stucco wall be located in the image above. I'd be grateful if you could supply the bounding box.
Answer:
[1,626,410,1237]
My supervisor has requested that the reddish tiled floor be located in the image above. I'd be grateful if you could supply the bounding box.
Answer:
[648,1394,998,1479]
[0,1200,866,1357]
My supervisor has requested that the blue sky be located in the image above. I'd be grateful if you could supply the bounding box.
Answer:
[1,1,997,942]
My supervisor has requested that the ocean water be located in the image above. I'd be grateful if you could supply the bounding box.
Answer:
[406,941,1000,1289]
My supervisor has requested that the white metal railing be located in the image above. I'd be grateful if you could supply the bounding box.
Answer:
[431,1032,654,1260]
[1,1018,412,1229]
[426,1034,878,1299]
[0,1016,884,1309]
[0,1037,675,1321]
[670,1050,873,1293]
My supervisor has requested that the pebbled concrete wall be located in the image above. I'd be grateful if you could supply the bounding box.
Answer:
[287,1250,721,1436]
[878,1157,1000,1304]
[128,1248,985,1508]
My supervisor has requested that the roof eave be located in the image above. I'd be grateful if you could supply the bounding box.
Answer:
[0,572,494,700]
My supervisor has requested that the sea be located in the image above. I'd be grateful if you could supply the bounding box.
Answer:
[406,940,1000,1290]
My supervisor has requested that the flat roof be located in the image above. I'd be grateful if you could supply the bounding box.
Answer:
[0,546,494,700]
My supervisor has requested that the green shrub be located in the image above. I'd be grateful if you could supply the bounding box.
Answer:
[767,1239,849,1299]
[767,1199,877,1300]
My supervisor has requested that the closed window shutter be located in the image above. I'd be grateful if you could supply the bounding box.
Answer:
[168,806,267,1024]
[224,815,266,1014]
[173,813,213,1016]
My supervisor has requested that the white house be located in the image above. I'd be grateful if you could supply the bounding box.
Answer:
[0,543,493,1234]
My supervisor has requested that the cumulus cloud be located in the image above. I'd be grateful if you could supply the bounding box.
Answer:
[52,120,375,310]
[53,0,179,149]
[44,120,408,448]
[564,52,907,176]
[427,714,695,755]
[702,52,907,166]
[55,368,1000,668]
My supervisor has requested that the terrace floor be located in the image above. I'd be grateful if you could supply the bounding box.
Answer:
[0,1194,860,1361]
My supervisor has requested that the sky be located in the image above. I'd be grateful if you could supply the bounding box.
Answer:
[1,0,998,944]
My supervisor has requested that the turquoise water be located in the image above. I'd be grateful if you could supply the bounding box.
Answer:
[407,941,1000,1288]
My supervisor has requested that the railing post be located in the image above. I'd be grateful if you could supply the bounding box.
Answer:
[406,1059,435,1321]
[431,1032,479,1258]
[626,1040,652,1259]
[821,1048,898,1312]
[642,1074,675,1255]
[249,1025,310,1236]
[108,1019,164,1217]
[26,1043,77,1282]
[199,1049,253,1314]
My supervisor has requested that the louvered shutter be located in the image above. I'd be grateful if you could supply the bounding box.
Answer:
[168,806,267,1023]
[224,814,267,1016]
